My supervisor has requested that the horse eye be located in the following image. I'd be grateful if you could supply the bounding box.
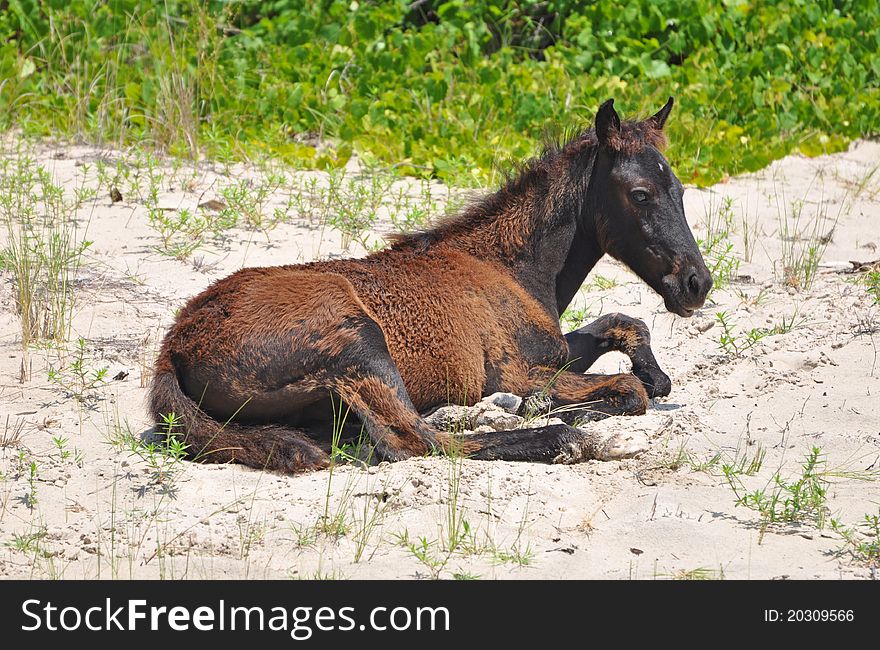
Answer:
[631,189,649,204]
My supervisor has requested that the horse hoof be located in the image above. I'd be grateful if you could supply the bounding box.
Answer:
[550,426,597,465]
[596,431,648,461]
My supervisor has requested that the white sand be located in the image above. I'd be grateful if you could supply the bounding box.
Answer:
[1,138,878,579]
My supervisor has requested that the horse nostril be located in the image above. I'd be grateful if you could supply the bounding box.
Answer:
[688,272,700,296]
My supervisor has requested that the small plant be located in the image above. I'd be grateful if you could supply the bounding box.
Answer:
[289,175,322,224]
[664,445,724,474]
[832,511,880,567]
[324,174,391,250]
[0,157,92,351]
[389,182,437,233]
[724,447,830,542]
[734,287,769,307]
[729,442,765,477]
[688,451,724,474]
[443,436,471,556]
[866,270,880,305]
[776,189,840,291]
[128,412,190,494]
[407,536,449,579]
[52,436,71,463]
[220,174,285,230]
[666,439,763,477]
[716,310,752,356]
[23,458,39,509]
[662,567,725,580]
[698,196,741,293]
[4,528,50,558]
[289,522,320,550]
[586,274,619,290]
[74,185,98,208]
[716,310,805,357]
[48,338,109,404]
[147,205,212,260]
[559,304,593,332]
[452,572,481,580]
[237,514,267,563]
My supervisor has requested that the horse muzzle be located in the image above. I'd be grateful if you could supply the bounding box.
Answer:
[661,264,712,317]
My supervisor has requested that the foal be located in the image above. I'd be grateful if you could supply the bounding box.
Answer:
[149,97,711,473]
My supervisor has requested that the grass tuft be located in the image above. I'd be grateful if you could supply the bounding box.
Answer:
[0,157,91,353]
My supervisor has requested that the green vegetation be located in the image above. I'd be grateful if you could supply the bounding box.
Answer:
[724,447,878,543]
[559,303,592,332]
[776,192,840,291]
[2,1,877,186]
[0,156,91,351]
[48,337,109,404]
[662,566,725,580]
[725,447,831,541]
[105,410,190,495]
[715,308,805,356]
[866,270,880,305]
[698,195,740,293]
[832,510,880,567]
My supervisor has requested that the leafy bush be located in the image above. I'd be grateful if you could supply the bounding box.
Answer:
[1,0,877,185]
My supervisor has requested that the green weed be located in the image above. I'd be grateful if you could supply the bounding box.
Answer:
[775,189,840,291]
[716,309,806,357]
[586,275,619,291]
[866,271,880,305]
[722,447,871,542]
[662,566,725,580]
[698,196,740,293]
[0,157,92,351]
[48,338,109,404]
[832,510,880,567]
[559,304,593,332]
[5,528,50,558]
[126,412,190,495]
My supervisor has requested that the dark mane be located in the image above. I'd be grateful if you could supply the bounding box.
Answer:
[389,118,666,256]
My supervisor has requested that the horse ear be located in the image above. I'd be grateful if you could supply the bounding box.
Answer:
[595,98,620,146]
[649,96,674,130]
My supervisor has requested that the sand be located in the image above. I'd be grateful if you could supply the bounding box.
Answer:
[1,137,878,580]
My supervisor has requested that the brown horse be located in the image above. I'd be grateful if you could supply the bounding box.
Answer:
[149,97,711,473]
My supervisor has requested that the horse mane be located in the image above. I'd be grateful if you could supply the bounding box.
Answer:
[389,118,666,257]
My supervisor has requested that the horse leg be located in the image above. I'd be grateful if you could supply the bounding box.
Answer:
[523,367,649,422]
[321,317,441,461]
[462,421,638,463]
[564,313,671,397]
[327,318,611,463]
[191,424,331,473]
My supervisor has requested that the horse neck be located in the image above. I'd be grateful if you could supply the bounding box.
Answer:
[554,222,603,314]
[512,201,604,317]
[484,150,603,317]
[441,151,603,317]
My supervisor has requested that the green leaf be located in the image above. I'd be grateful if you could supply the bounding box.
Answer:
[19,57,35,79]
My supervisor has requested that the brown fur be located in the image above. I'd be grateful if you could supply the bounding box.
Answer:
[605,120,668,155]
[605,325,645,354]
[149,102,691,473]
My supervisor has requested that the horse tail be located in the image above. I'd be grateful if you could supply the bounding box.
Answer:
[147,347,329,473]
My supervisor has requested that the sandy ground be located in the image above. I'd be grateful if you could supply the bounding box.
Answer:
[1,137,878,580]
